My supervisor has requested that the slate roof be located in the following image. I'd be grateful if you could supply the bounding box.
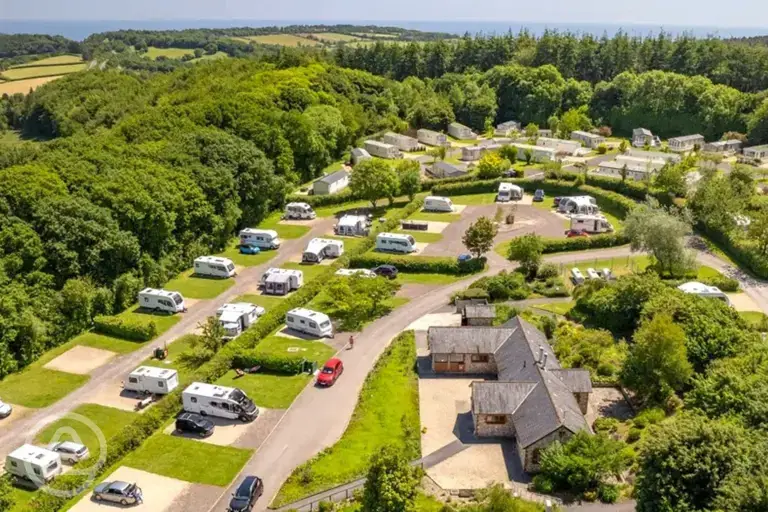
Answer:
[464,304,496,319]
[472,381,537,414]
[550,369,593,393]
[428,326,516,355]
[351,148,370,158]
[317,170,349,185]
[430,161,467,178]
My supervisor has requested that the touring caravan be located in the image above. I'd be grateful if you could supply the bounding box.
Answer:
[570,215,614,234]
[286,308,334,337]
[124,366,179,395]
[302,238,344,264]
[423,196,454,213]
[239,229,281,250]
[261,268,304,295]
[678,282,732,306]
[376,233,417,254]
[557,196,599,215]
[570,268,585,285]
[217,303,265,339]
[497,183,523,202]
[5,445,62,485]
[335,269,376,278]
[334,215,370,237]
[182,382,259,422]
[193,256,236,278]
[138,288,186,313]
[586,268,601,280]
[284,202,316,220]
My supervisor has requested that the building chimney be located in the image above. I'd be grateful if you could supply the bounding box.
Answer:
[542,353,548,369]
[538,346,544,363]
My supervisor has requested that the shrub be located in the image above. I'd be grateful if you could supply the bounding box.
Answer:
[93,315,157,341]
[627,427,642,443]
[537,263,559,280]
[598,483,620,504]
[542,233,630,253]
[350,253,484,275]
[469,270,530,301]
[453,288,490,301]
[583,491,598,502]
[633,408,666,429]
[704,275,739,292]
[232,350,305,374]
[532,475,554,494]
[593,417,620,434]
[596,144,608,155]
[597,362,617,377]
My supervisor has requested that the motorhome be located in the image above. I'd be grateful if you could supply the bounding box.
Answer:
[570,215,614,234]
[261,267,304,295]
[238,229,281,250]
[284,202,316,220]
[124,366,179,395]
[302,238,344,263]
[182,382,259,422]
[5,445,62,484]
[497,183,523,202]
[138,288,186,313]
[193,256,236,278]
[557,196,599,215]
[217,303,265,339]
[334,215,370,237]
[677,282,732,306]
[286,308,334,337]
[423,196,454,212]
[335,269,376,278]
[570,268,585,285]
[376,233,417,254]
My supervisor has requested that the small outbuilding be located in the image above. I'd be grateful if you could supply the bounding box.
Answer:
[313,170,350,196]
[351,148,372,166]
[461,304,496,326]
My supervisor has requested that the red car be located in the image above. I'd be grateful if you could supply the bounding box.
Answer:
[566,229,590,238]
[317,358,344,387]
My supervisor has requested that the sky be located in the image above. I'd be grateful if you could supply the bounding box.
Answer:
[3,0,768,28]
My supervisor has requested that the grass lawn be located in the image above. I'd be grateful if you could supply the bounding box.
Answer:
[309,32,361,42]
[397,273,462,285]
[0,63,86,80]
[235,293,285,311]
[35,404,137,456]
[192,51,228,62]
[740,311,768,329]
[395,230,443,243]
[140,334,200,382]
[144,47,194,59]
[0,367,88,408]
[8,487,36,512]
[534,301,574,316]
[217,239,277,267]
[70,332,145,355]
[217,370,312,409]
[407,211,462,223]
[17,55,83,66]
[257,213,311,239]
[117,305,181,337]
[164,269,234,299]
[315,198,410,219]
[532,196,556,211]
[284,262,329,283]
[123,434,252,486]
[246,34,321,47]
[273,331,419,506]
[253,336,336,367]
[451,193,497,206]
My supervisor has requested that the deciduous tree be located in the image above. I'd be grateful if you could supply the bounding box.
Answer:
[462,216,498,259]
[362,446,420,512]
[507,233,544,277]
[350,159,399,208]
[394,159,421,201]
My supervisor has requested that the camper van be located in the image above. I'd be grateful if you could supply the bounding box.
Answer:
[193,256,236,278]
[570,215,614,234]
[217,303,265,339]
[286,308,334,337]
[182,382,259,422]
[302,238,344,264]
[124,366,179,395]
[138,288,186,314]
[423,196,454,213]
[376,233,417,254]
[497,183,523,202]
[334,215,370,237]
[5,445,62,485]
[238,229,281,250]
[261,268,304,295]
[284,202,316,220]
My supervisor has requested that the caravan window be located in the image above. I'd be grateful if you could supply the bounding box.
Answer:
[129,377,138,384]
[227,264,235,271]
[300,319,306,325]
[320,321,330,328]
[34,468,42,475]
[190,397,198,403]
[287,315,295,323]
[309,322,317,328]
[47,461,58,471]
[220,403,230,411]
[10,461,17,467]
[158,382,165,388]
[210,402,218,408]
[172,294,183,305]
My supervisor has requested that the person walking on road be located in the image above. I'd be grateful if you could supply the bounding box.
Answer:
[348,335,355,350]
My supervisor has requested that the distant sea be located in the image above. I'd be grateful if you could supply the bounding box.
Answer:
[2,19,767,41]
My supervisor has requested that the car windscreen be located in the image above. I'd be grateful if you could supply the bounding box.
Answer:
[322,367,334,374]
[230,389,248,403]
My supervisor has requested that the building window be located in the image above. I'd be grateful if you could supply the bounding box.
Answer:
[531,448,542,465]
[486,415,507,425]
[471,354,489,363]
[449,353,465,362]
[434,354,448,363]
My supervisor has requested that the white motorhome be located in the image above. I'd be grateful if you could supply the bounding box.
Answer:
[570,215,614,234]
[423,196,454,212]
[193,256,236,278]
[217,303,265,339]
[182,382,259,422]
[678,282,732,306]
[5,445,62,484]
[335,268,376,278]
[286,308,334,337]
[497,183,523,202]
[557,196,599,215]
[138,288,186,313]
[239,229,281,250]
[261,267,304,295]
[334,215,370,237]
[284,202,316,220]
[302,238,344,264]
[376,233,417,254]
[124,366,179,395]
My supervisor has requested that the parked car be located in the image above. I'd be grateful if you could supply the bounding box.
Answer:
[93,481,142,505]
[176,412,215,438]
[48,441,89,464]
[553,197,563,206]
[0,399,12,418]
[239,244,261,255]
[502,170,516,178]
[373,265,398,279]
[566,229,590,238]
[317,358,344,387]
[457,254,473,263]
[533,189,545,202]
[227,476,264,512]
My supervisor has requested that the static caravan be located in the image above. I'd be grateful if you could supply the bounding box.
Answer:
[364,140,402,160]
[286,307,334,337]
[557,196,598,215]
[535,137,583,156]
[704,140,742,153]
[351,147,372,166]
[743,145,768,162]
[182,382,259,422]
[124,366,179,395]
[302,238,344,264]
[571,130,605,149]
[138,288,186,313]
[217,303,264,339]
[417,129,448,147]
[5,445,62,484]
[632,128,659,148]
[423,196,454,212]
[678,282,731,306]
[586,268,601,280]
[495,121,521,137]
[193,256,236,278]
[509,143,555,163]
[285,202,316,220]
[448,122,477,140]
[334,215,369,237]
[668,134,705,153]
[383,132,422,152]
[497,183,523,202]
[625,149,681,163]
[261,267,304,295]
[335,268,376,278]
[239,228,281,250]
[376,232,417,254]
[570,215,614,234]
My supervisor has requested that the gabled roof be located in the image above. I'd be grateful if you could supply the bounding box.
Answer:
[351,148,370,158]
[430,161,467,178]
[317,170,349,185]
[472,381,537,414]
[428,326,516,354]
[464,304,496,319]
[550,369,593,393]
[633,128,652,136]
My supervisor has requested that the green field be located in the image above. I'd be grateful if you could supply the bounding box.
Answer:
[395,230,444,243]
[68,332,146,354]
[118,305,182,337]
[0,63,86,80]
[15,55,83,66]
[140,334,199,382]
[164,269,235,299]
[242,34,321,47]
[314,198,410,219]
[144,47,194,59]
[397,273,463,285]
[257,212,312,239]
[35,404,137,456]
[0,367,89,408]
[740,311,768,329]
[192,51,228,62]
[308,32,360,42]
[217,239,277,267]
[534,301,575,316]
[283,262,330,283]
[217,370,312,409]
[407,211,462,223]
[253,336,336,367]
[235,293,285,311]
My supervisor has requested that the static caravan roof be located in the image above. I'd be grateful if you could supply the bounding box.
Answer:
[745,144,768,151]
[417,129,442,136]
[633,128,652,136]
[8,444,59,465]
[449,122,470,130]
[669,134,704,143]
[195,256,233,266]
[510,143,556,155]
[129,366,177,380]
[240,228,279,238]
[317,170,349,185]
[351,147,370,158]
[365,140,395,149]
[599,160,654,173]
[572,130,602,139]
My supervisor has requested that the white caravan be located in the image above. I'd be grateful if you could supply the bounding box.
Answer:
[334,215,370,237]
[124,366,179,395]
[239,228,281,250]
[5,445,62,484]
[217,303,265,339]
[423,196,454,212]
[335,268,376,278]
[182,382,259,422]
[261,267,304,295]
[570,268,585,285]
[193,256,236,278]
[376,233,417,254]
[284,202,316,220]
[570,215,614,234]
[302,238,344,263]
[557,196,598,215]
[286,308,334,337]
[586,268,601,280]
[678,282,732,306]
[138,288,186,313]
[497,183,523,202]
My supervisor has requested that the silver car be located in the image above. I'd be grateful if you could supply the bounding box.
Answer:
[48,441,89,463]
[0,399,11,418]
[93,481,142,506]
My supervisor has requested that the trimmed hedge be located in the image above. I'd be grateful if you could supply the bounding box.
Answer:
[232,351,305,375]
[93,315,157,341]
[285,189,359,208]
[350,253,485,275]
[698,222,768,279]
[541,233,631,253]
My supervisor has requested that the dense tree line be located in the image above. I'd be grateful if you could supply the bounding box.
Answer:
[0,33,80,58]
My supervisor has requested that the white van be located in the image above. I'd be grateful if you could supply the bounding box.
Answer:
[124,366,179,395]
[570,268,585,285]
[138,288,186,313]
[5,445,62,485]
[239,228,281,250]
[423,196,454,212]
[497,183,523,202]
[302,238,344,263]
[376,233,417,254]
[182,382,259,422]
[284,202,316,220]
[193,256,236,278]
[261,268,304,295]
[570,215,613,234]
[286,308,334,338]
[217,302,265,339]
[334,215,370,237]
